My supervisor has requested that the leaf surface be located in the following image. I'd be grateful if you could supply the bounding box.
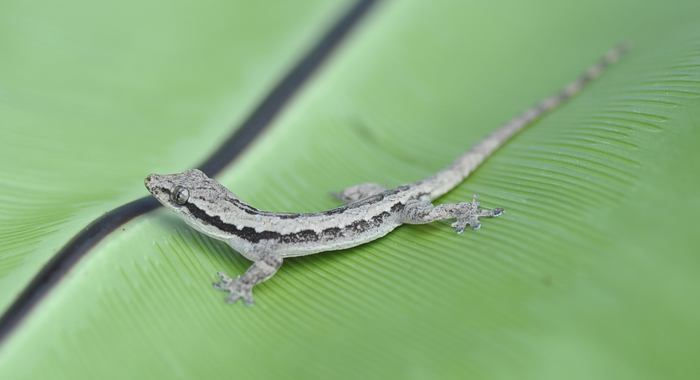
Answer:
[1,0,699,379]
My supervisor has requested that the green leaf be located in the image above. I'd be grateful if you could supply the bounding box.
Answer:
[0,0,349,310]
[2,0,700,379]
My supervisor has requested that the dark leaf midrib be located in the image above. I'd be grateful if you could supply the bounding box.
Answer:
[0,0,380,344]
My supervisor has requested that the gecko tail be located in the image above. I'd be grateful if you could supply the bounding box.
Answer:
[420,42,631,200]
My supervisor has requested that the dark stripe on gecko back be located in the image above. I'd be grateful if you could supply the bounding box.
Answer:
[223,197,302,219]
[225,197,262,216]
[222,185,411,220]
[184,202,396,244]
[238,185,412,219]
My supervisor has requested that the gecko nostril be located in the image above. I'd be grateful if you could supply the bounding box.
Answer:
[144,175,157,190]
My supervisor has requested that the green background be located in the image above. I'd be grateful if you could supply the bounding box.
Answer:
[1,0,699,378]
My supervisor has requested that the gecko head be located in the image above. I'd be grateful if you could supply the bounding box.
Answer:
[144,169,231,221]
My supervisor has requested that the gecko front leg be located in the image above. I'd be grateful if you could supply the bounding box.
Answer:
[400,193,504,234]
[213,250,283,305]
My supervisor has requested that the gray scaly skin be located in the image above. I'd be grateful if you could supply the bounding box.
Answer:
[145,43,629,305]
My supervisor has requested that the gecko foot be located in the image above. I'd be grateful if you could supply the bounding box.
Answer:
[450,194,504,234]
[213,272,254,305]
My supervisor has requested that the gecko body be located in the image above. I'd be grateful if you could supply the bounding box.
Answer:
[145,44,628,304]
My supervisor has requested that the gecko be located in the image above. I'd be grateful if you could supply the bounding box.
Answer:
[145,44,628,305]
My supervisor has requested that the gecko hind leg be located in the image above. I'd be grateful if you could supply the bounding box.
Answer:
[332,182,386,204]
[400,193,504,234]
[213,251,283,305]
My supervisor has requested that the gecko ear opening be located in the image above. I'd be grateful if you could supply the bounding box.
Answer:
[171,186,190,206]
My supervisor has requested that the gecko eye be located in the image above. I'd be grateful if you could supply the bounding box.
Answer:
[171,186,190,206]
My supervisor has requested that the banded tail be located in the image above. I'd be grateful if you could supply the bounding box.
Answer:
[422,42,631,200]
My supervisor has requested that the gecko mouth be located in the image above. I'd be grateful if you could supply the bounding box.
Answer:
[144,174,181,210]
[144,174,168,197]
[144,174,156,193]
